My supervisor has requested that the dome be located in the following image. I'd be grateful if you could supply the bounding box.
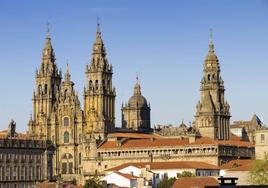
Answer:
[128,95,148,108]
[205,52,218,61]
[127,82,148,108]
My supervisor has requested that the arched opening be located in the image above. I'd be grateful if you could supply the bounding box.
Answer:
[95,80,99,90]
[44,84,48,94]
[64,131,69,143]
[61,153,73,174]
[63,117,69,126]
[208,74,211,81]
[64,89,68,100]
[38,85,42,94]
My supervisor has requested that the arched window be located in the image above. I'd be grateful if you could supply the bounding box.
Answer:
[38,85,42,94]
[63,117,69,126]
[64,131,69,143]
[89,80,93,89]
[44,84,48,94]
[95,80,99,90]
[61,153,73,174]
[208,74,211,81]
[64,89,68,99]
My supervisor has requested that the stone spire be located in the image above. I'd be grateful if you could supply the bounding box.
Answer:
[92,21,106,56]
[38,23,58,77]
[42,23,55,64]
[65,63,71,82]
[205,30,219,63]
[134,74,141,96]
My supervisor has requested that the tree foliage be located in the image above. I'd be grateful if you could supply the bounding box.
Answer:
[157,177,176,188]
[249,155,268,185]
[84,176,102,188]
[177,171,195,178]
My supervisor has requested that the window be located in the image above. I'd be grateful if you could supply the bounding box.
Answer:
[61,154,73,174]
[62,163,67,174]
[208,74,211,81]
[64,131,69,143]
[261,134,265,143]
[44,84,48,94]
[38,85,42,94]
[79,153,82,165]
[64,89,68,99]
[95,80,99,90]
[63,117,69,126]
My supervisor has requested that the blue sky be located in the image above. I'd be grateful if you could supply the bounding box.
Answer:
[0,0,268,132]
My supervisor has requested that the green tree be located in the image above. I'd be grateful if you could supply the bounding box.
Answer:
[249,155,268,185]
[177,171,195,178]
[157,177,176,188]
[83,175,102,188]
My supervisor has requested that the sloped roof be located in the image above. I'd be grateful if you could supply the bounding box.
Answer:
[220,160,252,171]
[100,136,253,149]
[116,172,138,180]
[100,137,189,149]
[171,177,218,188]
[107,161,219,172]
[109,132,162,139]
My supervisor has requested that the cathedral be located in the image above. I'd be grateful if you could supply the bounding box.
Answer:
[27,23,254,184]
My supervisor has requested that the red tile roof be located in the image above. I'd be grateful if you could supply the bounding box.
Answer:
[171,177,219,188]
[100,136,253,149]
[116,172,138,180]
[220,160,253,171]
[100,137,189,149]
[109,132,163,139]
[107,161,219,171]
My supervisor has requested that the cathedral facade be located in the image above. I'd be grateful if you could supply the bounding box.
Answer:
[26,24,253,185]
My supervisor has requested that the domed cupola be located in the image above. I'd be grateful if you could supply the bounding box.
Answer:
[128,82,148,108]
[121,76,151,132]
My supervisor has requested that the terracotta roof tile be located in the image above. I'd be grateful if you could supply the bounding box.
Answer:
[100,138,189,149]
[171,177,218,188]
[107,161,219,171]
[116,172,138,179]
[192,137,253,147]
[220,160,252,171]
[100,136,253,149]
[109,132,163,139]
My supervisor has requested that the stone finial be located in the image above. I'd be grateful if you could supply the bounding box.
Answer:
[8,119,16,138]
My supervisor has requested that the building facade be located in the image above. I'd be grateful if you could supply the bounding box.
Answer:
[255,128,268,159]
[23,25,255,185]
[0,120,54,188]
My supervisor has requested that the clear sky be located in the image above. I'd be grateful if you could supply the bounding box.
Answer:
[0,0,268,132]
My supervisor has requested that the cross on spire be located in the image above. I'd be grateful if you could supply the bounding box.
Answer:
[136,72,139,84]
[46,22,50,38]
[209,28,214,52]
[97,16,101,33]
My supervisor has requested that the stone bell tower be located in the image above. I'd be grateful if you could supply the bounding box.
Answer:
[195,32,231,140]
[84,22,116,137]
[28,27,62,139]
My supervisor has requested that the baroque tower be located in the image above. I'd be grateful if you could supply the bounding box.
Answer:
[28,28,62,139]
[52,64,83,177]
[122,77,151,132]
[84,23,116,137]
[195,33,231,140]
